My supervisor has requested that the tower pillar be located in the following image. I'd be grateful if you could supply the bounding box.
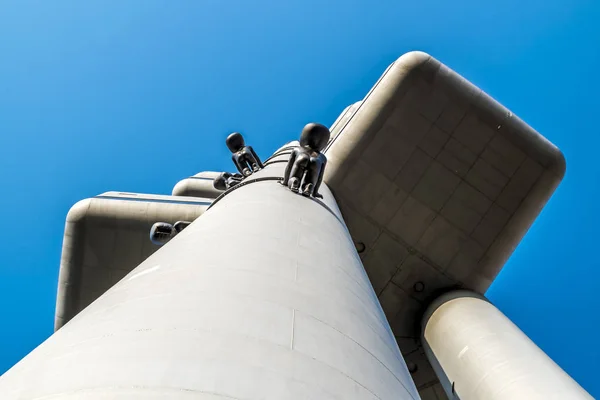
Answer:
[421,290,592,399]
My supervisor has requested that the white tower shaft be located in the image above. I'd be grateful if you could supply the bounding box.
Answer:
[0,164,419,400]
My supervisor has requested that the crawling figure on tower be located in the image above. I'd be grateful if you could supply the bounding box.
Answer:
[281,123,330,198]
[226,132,264,177]
[213,171,244,191]
[149,220,192,246]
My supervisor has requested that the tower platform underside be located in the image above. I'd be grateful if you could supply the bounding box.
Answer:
[322,51,565,392]
[47,52,568,398]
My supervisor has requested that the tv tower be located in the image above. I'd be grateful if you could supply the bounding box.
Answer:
[0,52,591,400]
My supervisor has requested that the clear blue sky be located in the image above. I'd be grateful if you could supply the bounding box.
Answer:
[1,0,598,396]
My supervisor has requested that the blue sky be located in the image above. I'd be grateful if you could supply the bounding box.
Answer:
[1,0,599,395]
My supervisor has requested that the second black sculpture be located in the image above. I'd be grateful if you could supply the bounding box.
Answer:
[149,220,191,245]
[226,132,264,177]
[213,172,244,191]
[281,123,330,198]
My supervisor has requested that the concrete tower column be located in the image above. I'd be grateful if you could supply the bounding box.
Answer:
[0,162,420,400]
[421,290,592,400]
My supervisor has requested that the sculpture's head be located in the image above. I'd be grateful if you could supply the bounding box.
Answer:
[213,173,228,190]
[226,132,245,153]
[299,123,330,152]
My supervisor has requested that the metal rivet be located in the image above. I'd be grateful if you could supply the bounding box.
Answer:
[413,281,425,292]
[355,242,366,254]
[407,362,418,373]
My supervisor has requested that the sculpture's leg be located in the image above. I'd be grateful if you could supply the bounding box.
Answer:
[288,154,309,193]
[312,157,326,199]
[289,177,300,193]
[241,161,252,177]
[245,150,261,172]
[301,182,313,197]
[281,151,297,187]
[226,176,241,189]
[232,154,248,177]
[239,155,254,177]
[302,159,321,197]
[249,146,264,169]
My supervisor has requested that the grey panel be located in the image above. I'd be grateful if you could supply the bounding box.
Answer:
[329,101,362,146]
[172,171,224,198]
[324,51,564,395]
[55,192,210,330]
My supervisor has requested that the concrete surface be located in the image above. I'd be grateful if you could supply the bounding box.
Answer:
[0,163,420,400]
[172,171,224,198]
[329,101,362,147]
[421,291,592,399]
[54,191,211,330]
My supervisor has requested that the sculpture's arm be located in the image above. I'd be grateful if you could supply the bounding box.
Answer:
[249,146,264,168]
[313,157,327,199]
[281,150,297,186]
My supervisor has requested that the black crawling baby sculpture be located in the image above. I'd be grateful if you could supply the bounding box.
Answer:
[213,172,244,191]
[281,123,330,198]
[226,132,264,177]
[149,220,191,245]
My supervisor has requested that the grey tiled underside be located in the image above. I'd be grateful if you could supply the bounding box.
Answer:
[334,71,549,396]
[76,200,206,316]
